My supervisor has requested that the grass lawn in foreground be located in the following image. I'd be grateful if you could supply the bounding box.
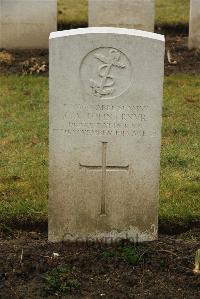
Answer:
[0,74,199,229]
[0,76,48,225]
[160,75,200,226]
[58,0,190,27]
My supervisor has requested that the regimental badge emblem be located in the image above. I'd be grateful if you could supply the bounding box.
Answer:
[80,47,132,100]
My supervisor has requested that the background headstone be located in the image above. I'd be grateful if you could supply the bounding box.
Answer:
[88,0,155,32]
[189,0,200,49]
[0,0,57,49]
[49,28,165,243]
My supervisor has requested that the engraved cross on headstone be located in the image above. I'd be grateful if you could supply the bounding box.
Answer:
[79,142,129,215]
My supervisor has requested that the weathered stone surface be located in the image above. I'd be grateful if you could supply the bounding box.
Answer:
[189,0,200,49]
[0,0,57,49]
[49,28,165,243]
[88,0,155,32]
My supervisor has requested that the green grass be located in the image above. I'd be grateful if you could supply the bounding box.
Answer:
[156,0,189,26]
[0,74,199,229]
[0,76,48,225]
[57,0,190,27]
[101,245,146,265]
[160,75,200,225]
[43,266,80,295]
[58,0,87,27]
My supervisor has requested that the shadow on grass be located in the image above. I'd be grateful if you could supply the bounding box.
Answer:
[159,218,200,235]
[58,21,87,31]
[1,218,199,236]
[58,21,189,37]
[155,23,189,36]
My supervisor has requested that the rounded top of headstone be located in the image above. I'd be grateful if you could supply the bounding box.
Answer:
[50,27,165,42]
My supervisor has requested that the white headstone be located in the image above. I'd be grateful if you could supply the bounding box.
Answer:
[189,0,200,49]
[88,0,155,32]
[0,0,57,49]
[49,28,165,243]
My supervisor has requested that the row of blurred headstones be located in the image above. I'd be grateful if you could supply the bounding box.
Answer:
[0,0,199,49]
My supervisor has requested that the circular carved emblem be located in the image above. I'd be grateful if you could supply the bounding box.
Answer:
[80,47,132,100]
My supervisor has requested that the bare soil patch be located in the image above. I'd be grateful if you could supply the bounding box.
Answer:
[0,49,48,76]
[1,36,200,76]
[165,36,200,75]
[0,230,199,299]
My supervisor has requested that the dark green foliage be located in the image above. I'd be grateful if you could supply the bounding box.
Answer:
[43,266,80,295]
[101,245,146,266]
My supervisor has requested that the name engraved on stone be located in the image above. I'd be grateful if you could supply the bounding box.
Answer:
[53,103,151,137]
[80,47,132,99]
[79,142,129,215]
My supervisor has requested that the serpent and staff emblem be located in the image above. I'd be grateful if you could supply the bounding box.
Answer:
[90,49,126,97]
